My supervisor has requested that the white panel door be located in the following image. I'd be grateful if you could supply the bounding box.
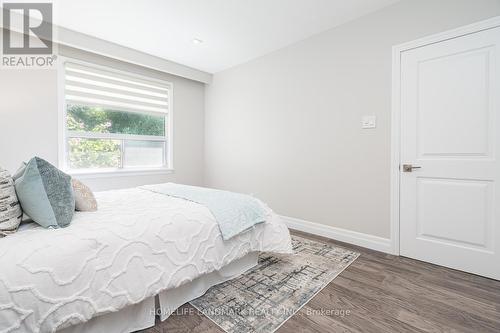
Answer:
[400,26,500,280]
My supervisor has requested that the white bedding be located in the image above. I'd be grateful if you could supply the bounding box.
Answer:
[0,186,292,333]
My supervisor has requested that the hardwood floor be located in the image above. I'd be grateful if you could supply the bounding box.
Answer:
[143,230,500,333]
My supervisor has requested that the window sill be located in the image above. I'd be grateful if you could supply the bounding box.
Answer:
[67,168,174,179]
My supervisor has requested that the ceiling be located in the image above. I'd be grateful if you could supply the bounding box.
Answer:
[47,0,399,73]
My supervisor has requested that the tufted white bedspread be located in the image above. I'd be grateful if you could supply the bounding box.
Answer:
[0,187,292,333]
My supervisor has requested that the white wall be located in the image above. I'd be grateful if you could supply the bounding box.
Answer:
[204,0,500,238]
[1,69,60,172]
[0,46,206,191]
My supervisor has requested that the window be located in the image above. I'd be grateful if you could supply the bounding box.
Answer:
[61,61,172,174]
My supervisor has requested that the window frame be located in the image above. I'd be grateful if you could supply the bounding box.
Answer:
[58,57,174,178]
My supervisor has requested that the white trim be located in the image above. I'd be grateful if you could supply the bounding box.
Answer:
[57,57,68,170]
[393,16,500,54]
[68,131,167,142]
[168,81,174,170]
[390,15,500,256]
[69,168,174,180]
[390,44,401,256]
[281,215,392,254]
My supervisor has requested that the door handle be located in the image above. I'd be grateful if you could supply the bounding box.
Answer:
[402,164,422,172]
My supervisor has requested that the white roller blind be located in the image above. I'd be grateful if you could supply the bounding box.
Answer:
[65,62,171,115]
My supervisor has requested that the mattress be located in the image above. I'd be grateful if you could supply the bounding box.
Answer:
[0,186,292,333]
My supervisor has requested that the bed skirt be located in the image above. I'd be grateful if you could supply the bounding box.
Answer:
[58,252,259,333]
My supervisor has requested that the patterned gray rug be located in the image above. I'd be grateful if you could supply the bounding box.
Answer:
[190,235,359,333]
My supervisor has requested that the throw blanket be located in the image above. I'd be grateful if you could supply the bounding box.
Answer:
[140,183,266,240]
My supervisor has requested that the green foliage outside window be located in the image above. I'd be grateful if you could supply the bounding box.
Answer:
[67,105,165,135]
[68,138,121,169]
[67,105,166,169]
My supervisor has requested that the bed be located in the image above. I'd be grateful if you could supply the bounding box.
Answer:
[0,185,293,333]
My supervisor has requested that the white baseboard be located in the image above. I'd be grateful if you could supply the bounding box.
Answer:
[281,215,394,254]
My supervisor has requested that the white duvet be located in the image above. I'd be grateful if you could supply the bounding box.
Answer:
[0,187,292,333]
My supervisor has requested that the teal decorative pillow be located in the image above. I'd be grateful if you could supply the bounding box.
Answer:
[14,157,75,228]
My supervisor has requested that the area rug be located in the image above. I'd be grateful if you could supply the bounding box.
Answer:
[190,235,359,333]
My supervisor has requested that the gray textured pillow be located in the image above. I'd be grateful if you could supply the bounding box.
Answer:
[14,157,75,228]
[72,179,98,212]
[0,167,23,237]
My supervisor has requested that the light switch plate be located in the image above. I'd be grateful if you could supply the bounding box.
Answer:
[362,116,377,129]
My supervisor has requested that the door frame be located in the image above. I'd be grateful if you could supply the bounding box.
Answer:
[390,16,500,255]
